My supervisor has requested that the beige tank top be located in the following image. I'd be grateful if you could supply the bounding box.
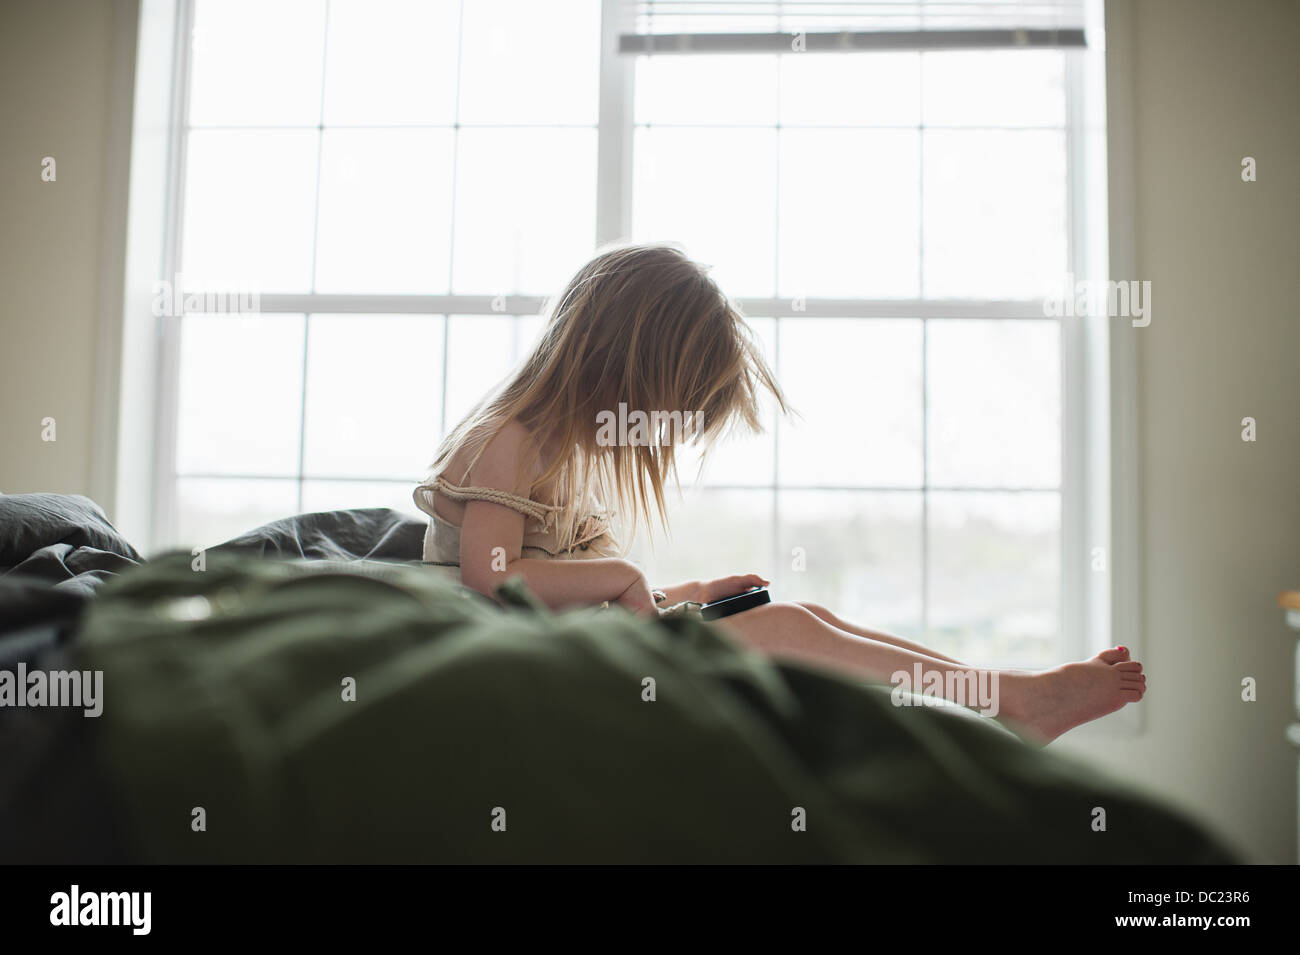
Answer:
[412,476,614,575]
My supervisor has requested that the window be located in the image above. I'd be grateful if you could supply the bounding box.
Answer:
[628,42,1078,668]
[163,0,600,549]
[156,0,1115,671]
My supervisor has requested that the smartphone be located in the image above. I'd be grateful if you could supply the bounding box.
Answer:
[700,587,771,621]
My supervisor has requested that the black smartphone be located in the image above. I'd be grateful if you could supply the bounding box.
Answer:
[700,587,771,621]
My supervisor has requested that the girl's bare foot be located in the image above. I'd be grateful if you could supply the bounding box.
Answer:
[998,647,1146,744]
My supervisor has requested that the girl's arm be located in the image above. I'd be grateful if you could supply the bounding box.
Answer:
[655,574,769,606]
[656,580,702,604]
[455,423,657,615]
[481,550,656,615]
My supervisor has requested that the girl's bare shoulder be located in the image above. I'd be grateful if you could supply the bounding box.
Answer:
[447,418,549,497]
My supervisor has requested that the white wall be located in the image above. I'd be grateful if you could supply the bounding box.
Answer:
[0,0,118,499]
[1057,0,1300,864]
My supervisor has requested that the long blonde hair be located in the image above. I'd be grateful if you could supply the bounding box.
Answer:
[429,243,788,553]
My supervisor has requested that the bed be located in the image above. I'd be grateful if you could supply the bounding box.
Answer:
[0,492,1235,863]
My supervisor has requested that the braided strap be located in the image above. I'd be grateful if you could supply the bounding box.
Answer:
[428,476,560,526]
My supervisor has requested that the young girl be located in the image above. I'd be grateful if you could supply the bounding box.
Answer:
[413,243,1146,744]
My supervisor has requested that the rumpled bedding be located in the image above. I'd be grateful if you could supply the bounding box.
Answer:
[0,493,1237,863]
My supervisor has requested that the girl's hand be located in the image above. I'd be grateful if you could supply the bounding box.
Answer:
[698,574,769,605]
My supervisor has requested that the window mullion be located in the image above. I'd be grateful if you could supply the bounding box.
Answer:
[1061,48,1089,663]
[596,0,635,244]
[153,0,198,552]
[299,0,332,514]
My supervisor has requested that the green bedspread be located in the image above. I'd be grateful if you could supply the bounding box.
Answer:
[74,552,1234,864]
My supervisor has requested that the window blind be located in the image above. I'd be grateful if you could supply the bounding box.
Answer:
[620,0,1088,53]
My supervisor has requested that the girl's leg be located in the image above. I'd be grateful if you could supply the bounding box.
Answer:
[715,602,1146,744]
[794,600,967,664]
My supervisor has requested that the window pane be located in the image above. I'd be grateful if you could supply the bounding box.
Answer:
[637,11,777,33]
[923,129,1067,299]
[314,129,455,293]
[444,315,519,430]
[302,315,443,478]
[189,0,325,127]
[927,320,1060,488]
[301,480,424,516]
[322,0,460,126]
[674,318,776,488]
[176,478,300,551]
[779,129,920,298]
[779,52,920,127]
[927,491,1060,668]
[636,55,779,126]
[922,51,1065,128]
[451,128,597,294]
[636,489,775,588]
[182,130,319,292]
[778,319,923,487]
[457,0,600,124]
[776,490,922,639]
[177,314,304,476]
[515,315,546,360]
[633,127,777,297]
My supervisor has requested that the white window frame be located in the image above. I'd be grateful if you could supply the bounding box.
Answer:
[98,0,1141,731]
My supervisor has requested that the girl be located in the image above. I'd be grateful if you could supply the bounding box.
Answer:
[413,243,1145,744]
